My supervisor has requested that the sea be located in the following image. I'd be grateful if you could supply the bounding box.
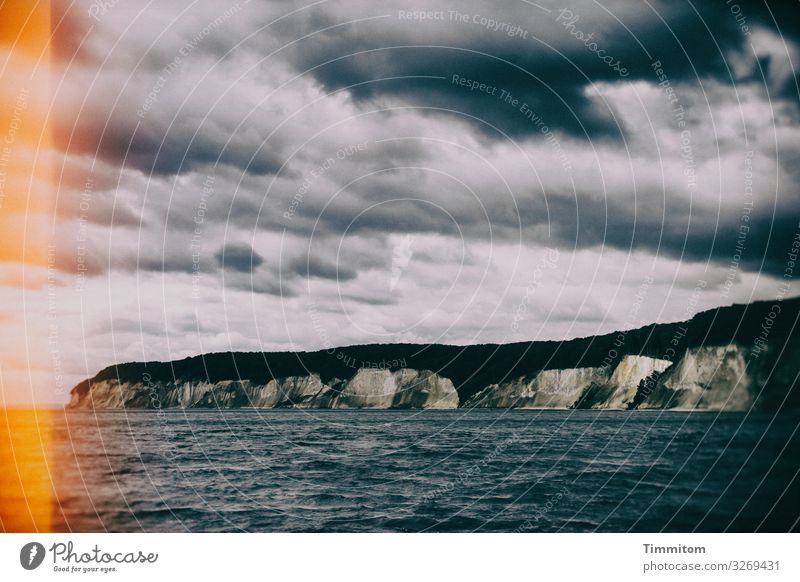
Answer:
[31,409,800,532]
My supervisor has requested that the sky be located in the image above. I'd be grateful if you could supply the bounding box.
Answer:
[2,0,799,404]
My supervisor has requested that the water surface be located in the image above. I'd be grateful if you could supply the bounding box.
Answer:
[42,409,800,532]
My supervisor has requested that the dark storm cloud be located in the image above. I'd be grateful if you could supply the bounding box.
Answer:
[51,219,216,277]
[273,0,799,142]
[288,255,357,281]
[51,0,289,177]
[295,46,623,140]
[301,199,462,238]
[56,188,144,228]
[225,267,297,297]
[215,243,265,272]
[339,293,398,306]
[127,250,206,274]
[55,0,800,177]
[54,106,284,177]
[53,0,800,284]
[34,0,800,393]
[527,191,800,276]
[267,159,800,278]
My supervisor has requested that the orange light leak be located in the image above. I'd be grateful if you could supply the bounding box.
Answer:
[0,0,56,532]
[0,410,56,532]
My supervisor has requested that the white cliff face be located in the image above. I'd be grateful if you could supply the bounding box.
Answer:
[328,368,396,408]
[68,379,129,409]
[465,367,610,408]
[579,355,673,409]
[68,379,269,409]
[463,344,797,412]
[243,375,331,408]
[330,368,459,409]
[638,345,752,410]
[465,355,673,409]
[67,342,799,411]
[171,381,216,407]
[68,369,459,410]
[394,369,460,409]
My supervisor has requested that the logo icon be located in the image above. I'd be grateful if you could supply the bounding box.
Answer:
[20,542,45,570]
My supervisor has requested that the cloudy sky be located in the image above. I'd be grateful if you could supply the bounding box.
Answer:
[2,0,799,404]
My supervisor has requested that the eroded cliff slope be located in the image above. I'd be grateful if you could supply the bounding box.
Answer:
[68,368,459,410]
[68,298,800,411]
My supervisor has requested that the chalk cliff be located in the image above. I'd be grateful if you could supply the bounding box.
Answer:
[68,369,459,410]
[463,355,673,409]
[577,355,673,409]
[637,340,800,411]
[330,368,459,409]
[464,366,609,409]
[68,298,800,412]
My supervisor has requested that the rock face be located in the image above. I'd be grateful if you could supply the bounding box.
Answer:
[68,345,800,412]
[577,355,673,409]
[637,346,748,410]
[69,347,798,412]
[465,366,610,409]
[636,342,800,411]
[67,369,459,410]
[67,298,800,412]
[330,368,459,409]
[464,355,672,409]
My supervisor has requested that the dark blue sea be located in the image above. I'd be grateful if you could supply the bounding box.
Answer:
[50,409,800,532]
